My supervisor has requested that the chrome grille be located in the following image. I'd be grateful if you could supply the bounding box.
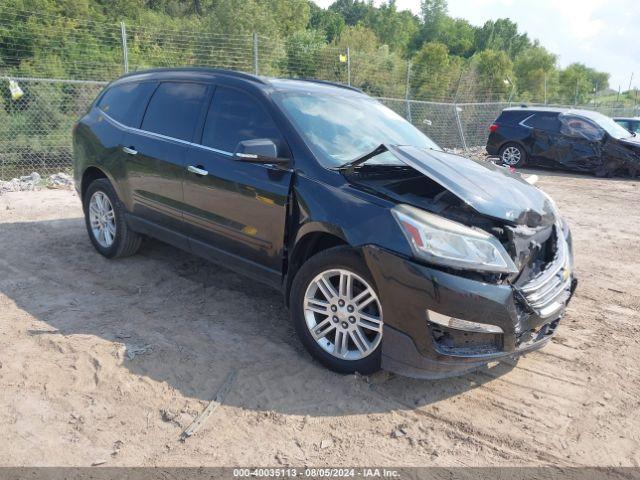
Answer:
[519,225,572,319]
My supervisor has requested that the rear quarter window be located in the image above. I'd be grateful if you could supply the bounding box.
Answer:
[523,113,561,132]
[97,81,157,128]
[496,110,534,125]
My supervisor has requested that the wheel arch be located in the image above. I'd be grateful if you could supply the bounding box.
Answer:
[80,166,109,202]
[284,226,350,307]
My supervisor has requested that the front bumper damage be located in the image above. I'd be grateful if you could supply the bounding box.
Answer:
[362,239,577,379]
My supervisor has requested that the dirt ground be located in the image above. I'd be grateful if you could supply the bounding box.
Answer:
[0,169,639,467]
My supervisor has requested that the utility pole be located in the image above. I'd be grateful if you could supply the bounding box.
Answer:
[629,73,634,92]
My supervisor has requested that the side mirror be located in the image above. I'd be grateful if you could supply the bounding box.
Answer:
[233,139,288,164]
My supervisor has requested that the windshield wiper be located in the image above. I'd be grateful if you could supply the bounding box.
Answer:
[336,144,389,175]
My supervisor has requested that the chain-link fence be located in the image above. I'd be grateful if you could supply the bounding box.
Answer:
[1,10,638,179]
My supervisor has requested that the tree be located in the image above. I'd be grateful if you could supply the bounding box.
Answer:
[474,19,531,59]
[282,29,327,78]
[417,0,448,45]
[364,1,419,54]
[435,17,475,57]
[410,41,461,101]
[309,3,345,42]
[514,45,557,102]
[328,0,370,26]
[473,49,513,101]
[558,63,610,105]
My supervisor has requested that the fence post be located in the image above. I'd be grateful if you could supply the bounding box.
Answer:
[405,61,412,123]
[346,46,351,86]
[253,33,259,75]
[120,21,129,74]
[453,104,468,153]
[452,71,468,152]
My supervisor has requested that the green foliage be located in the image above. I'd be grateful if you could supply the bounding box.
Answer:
[514,46,557,101]
[410,42,460,101]
[474,18,531,59]
[309,3,345,42]
[281,29,327,78]
[472,49,513,100]
[558,63,610,105]
[0,0,614,104]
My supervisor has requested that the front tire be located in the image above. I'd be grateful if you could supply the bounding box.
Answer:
[83,178,142,259]
[499,142,526,167]
[290,246,383,375]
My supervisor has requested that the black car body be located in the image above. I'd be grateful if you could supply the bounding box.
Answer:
[73,68,577,379]
[614,117,640,135]
[487,107,640,177]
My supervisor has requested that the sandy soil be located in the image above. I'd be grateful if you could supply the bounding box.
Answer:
[0,170,639,467]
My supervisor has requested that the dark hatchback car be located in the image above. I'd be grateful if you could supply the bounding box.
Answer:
[487,107,640,176]
[73,68,577,379]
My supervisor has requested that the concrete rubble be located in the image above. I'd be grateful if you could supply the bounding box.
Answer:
[0,172,73,193]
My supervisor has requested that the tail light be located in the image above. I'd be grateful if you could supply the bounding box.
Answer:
[489,124,499,133]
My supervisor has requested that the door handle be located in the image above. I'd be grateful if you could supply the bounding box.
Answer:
[122,146,138,155]
[187,165,208,176]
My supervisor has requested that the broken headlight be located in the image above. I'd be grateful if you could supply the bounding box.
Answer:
[392,204,518,274]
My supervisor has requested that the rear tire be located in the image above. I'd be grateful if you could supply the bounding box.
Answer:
[499,143,526,167]
[290,246,383,375]
[83,178,142,259]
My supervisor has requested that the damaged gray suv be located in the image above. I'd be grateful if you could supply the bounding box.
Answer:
[73,68,577,378]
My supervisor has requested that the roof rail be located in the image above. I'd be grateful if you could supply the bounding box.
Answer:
[294,78,363,93]
[118,67,269,85]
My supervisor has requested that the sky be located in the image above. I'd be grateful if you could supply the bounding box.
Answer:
[312,0,640,91]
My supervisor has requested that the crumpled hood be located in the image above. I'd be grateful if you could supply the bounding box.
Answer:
[386,145,558,227]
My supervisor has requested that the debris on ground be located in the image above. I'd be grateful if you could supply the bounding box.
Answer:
[180,370,237,441]
[444,146,488,162]
[47,172,74,189]
[111,440,124,457]
[0,171,74,193]
[0,172,41,193]
[125,344,153,360]
[320,439,334,449]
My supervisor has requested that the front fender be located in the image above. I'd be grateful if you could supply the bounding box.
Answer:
[289,174,411,256]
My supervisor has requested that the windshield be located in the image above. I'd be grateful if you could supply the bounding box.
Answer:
[571,110,633,140]
[274,92,441,168]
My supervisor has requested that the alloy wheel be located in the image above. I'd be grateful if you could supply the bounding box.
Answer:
[303,269,383,361]
[89,191,116,248]
[502,146,522,166]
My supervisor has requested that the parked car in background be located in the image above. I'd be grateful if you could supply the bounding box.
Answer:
[613,117,640,135]
[487,107,640,177]
[74,68,577,379]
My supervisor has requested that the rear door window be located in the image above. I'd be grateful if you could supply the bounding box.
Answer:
[202,86,285,155]
[141,82,208,142]
[98,81,157,128]
[524,113,561,132]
